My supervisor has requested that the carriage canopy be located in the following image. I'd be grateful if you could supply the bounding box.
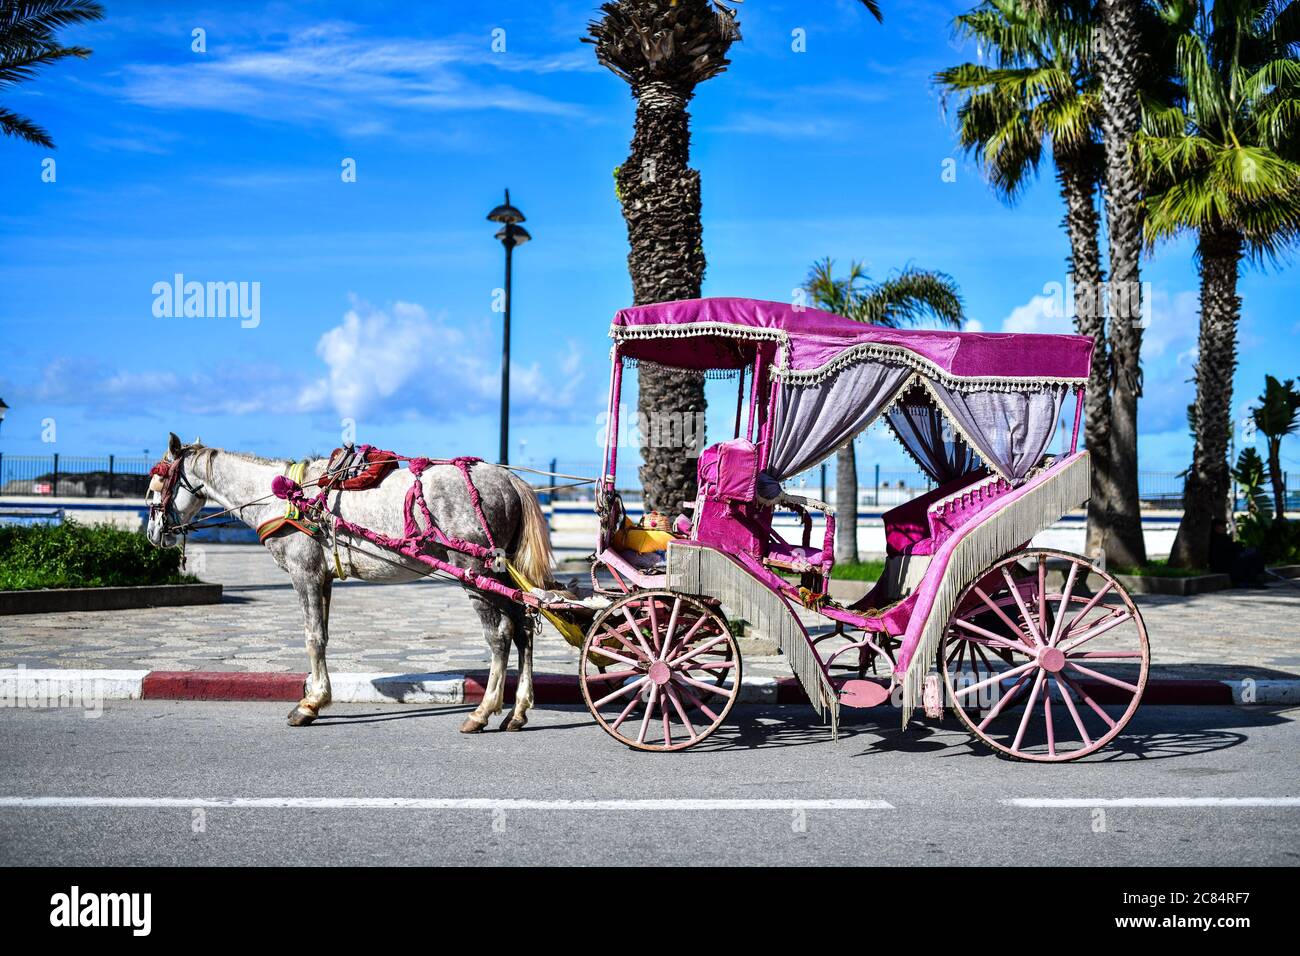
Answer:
[610,297,1092,485]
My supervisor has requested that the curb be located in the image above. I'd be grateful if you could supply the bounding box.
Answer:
[0,583,223,616]
[2,669,1298,708]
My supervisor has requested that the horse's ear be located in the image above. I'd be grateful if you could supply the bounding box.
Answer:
[168,432,183,457]
[192,435,202,447]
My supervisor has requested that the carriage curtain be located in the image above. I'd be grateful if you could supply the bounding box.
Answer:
[923,382,1067,482]
[766,363,1067,484]
[885,395,983,483]
[765,362,911,480]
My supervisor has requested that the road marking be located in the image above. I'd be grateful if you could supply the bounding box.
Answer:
[0,796,893,811]
[1004,797,1300,808]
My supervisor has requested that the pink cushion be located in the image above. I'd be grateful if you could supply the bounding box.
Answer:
[882,471,988,557]
[697,440,759,502]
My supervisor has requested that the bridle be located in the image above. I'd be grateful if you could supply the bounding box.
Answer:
[148,448,208,539]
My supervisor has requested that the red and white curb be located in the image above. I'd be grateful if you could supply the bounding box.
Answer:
[2,668,1298,707]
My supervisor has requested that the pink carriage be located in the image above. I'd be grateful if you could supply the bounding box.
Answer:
[579,297,1150,761]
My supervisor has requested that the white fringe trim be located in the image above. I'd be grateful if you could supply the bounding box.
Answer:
[896,452,1092,726]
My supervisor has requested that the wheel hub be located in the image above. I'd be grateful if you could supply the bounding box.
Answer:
[1038,646,1066,674]
[648,660,672,686]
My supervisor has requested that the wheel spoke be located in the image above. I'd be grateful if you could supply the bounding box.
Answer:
[952,657,1037,699]
[977,669,1034,731]
[1001,567,1044,646]
[584,668,641,683]
[673,679,721,723]
[1065,661,1139,694]
[664,684,698,743]
[1057,671,1117,730]
[1058,610,1133,653]
[1049,561,1079,647]
[620,605,655,660]
[669,633,730,668]
[599,622,649,661]
[974,585,1030,645]
[673,673,735,698]
[610,690,642,731]
[1056,676,1093,747]
[1012,669,1047,752]
[636,685,659,745]
[1044,683,1056,758]
[660,597,684,659]
[953,616,1035,655]
[593,674,649,708]
[590,642,646,669]
[1060,579,1114,639]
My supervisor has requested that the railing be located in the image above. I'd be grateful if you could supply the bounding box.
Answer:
[3,454,1295,513]
[0,454,153,498]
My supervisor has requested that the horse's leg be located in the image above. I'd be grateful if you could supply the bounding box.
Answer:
[460,592,512,734]
[288,575,332,727]
[502,607,533,732]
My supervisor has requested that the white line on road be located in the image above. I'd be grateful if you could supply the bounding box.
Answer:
[1003,797,1300,808]
[0,796,894,811]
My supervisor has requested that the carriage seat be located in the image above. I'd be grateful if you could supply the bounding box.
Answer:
[883,470,990,557]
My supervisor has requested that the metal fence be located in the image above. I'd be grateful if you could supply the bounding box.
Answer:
[0,454,153,498]
[3,453,1295,512]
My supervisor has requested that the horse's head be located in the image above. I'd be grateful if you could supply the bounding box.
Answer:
[146,432,209,548]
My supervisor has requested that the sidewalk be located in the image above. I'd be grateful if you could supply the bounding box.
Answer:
[2,544,1299,684]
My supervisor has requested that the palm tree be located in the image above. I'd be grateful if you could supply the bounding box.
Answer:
[1252,376,1300,520]
[936,0,1117,557]
[0,0,105,148]
[1092,0,1152,569]
[1143,0,1300,568]
[803,258,965,564]
[585,0,883,516]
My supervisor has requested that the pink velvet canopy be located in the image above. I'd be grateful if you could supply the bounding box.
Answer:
[610,298,1091,485]
[611,297,1092,385]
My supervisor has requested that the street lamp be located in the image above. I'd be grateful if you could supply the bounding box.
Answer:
[0,397,8,435]
[487,189,531,465]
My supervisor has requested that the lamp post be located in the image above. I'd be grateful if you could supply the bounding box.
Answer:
[0,397,7,435]
[486,189,531,465]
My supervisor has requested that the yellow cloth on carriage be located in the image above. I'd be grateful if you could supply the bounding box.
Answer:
[611,517,676,554]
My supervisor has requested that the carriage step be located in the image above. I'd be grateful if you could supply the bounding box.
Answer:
[839,679,891,709]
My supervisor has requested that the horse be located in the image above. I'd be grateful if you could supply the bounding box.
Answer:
[145,432,555,733]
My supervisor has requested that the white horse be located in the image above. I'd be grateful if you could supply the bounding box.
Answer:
[146,433,555,732]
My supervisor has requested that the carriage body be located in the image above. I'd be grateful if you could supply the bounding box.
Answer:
[582,298,1149,759]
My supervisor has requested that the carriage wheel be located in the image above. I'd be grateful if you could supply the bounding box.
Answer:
[939,549,1149,762]
[580,590,741,752]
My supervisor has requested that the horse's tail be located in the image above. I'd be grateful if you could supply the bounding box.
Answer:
[508,472,556,589]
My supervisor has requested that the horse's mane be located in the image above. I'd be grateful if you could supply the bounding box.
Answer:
[191,445,324,468]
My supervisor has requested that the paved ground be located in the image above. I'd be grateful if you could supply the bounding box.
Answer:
[0,701,1296,866]
[1,544,1299,681]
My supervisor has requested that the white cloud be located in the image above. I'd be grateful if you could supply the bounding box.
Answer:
[298,298,586,423]
[109,22,589,134]
[999,293,1074,334]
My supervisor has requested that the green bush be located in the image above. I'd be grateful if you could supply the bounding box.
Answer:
[0,521,196,591]
[1236,513,1300,566]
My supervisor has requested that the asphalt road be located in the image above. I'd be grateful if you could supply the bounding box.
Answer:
[1,701,1297,866]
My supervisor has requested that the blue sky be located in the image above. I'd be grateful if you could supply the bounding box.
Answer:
[1,0,1296,484]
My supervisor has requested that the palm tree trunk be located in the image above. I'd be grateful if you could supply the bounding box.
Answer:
[617,80,708,516]
[1169,226,1243,568]
[835,444,859,565]
[1267,436,1286,519]
[1054,145,1111,557]
[1097,0,1147,568]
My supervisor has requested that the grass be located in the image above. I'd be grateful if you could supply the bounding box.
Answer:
[0,521,197,591]
[1111,559,1207,579]
[781,559,885,583]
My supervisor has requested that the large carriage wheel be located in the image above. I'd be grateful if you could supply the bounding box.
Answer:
[579,590,741,752]
[939,549,1149,762]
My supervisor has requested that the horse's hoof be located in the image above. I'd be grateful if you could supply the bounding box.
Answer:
[287,706,317,727]
[459,715,489,734]
[500,714,528,732]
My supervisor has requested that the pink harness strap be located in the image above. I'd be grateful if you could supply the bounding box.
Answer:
[271,454,524,601]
